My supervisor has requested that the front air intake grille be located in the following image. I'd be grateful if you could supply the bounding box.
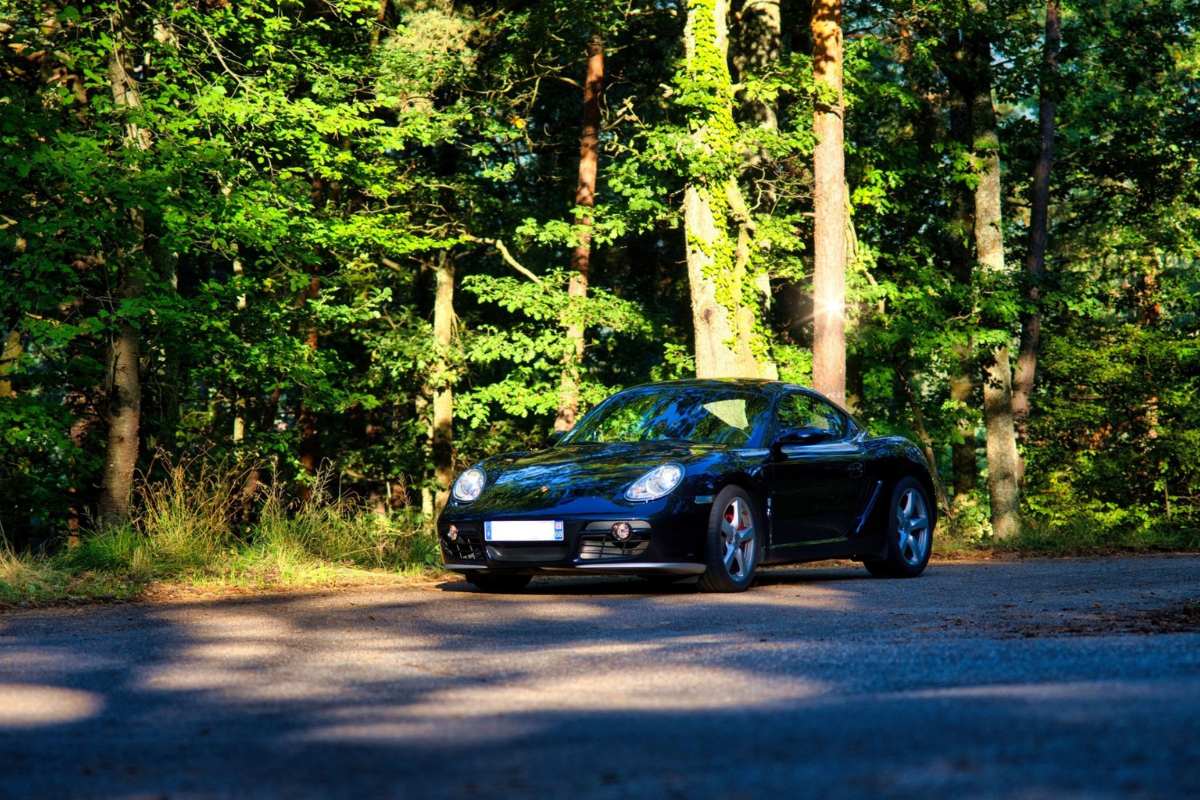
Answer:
[578,534,650,561]
[486,544,569,563]
[443,533,484,561]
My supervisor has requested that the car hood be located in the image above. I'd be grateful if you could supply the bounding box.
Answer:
[467,441,713,512]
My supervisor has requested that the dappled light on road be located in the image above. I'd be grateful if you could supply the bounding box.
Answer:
[1,558,1198,798]
[0,684,104,729]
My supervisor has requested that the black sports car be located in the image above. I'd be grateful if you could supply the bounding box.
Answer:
[439,379,937,592]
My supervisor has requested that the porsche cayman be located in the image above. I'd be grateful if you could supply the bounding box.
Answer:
[439,379,937,592]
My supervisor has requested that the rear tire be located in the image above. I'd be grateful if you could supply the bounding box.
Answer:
[863,477,933,579]
[698,485,761,593]
[464,572,532,593]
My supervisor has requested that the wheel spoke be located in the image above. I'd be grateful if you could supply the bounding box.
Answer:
[717,496,755,580]
[909,515,928,533]
[900,532,914,559]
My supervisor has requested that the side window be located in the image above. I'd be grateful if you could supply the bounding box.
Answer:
[777,394,848,440]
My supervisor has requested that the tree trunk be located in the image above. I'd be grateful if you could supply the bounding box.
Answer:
[1012,0,1060,465]
[431,251,455,518]
[733,0,782,130]
[683,0,773,379]
[97,268,144,527]
[555,35,603,432]
[811,0,846,405]
[0,327,21,398]
[97,33,149,527]
[945,49,978,503]
[969,35,1022,540]
[949,344,977,501]
[297,266,320,498]
[232,258,247,443]
[732,0,783,370]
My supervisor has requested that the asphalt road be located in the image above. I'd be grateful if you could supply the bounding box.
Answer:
[2,556,1199,800]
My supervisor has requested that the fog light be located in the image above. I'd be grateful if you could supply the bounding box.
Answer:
[611,522,632,541]
[447,525,459,541]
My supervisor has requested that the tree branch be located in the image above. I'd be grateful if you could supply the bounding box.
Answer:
[464,236,542,283]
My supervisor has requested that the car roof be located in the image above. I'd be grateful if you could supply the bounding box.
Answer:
[623,378,808,397]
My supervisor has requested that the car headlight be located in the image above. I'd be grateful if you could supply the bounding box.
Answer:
[625,464,684,502]
[452,466,487,503]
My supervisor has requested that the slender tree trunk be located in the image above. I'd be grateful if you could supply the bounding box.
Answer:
[232,257,247,443]
[949,345,977,501]
[1012,0,1060,466]
[555,35,603,432]
[811,0,846,405]
[98,268,144,526]
[945,54,979,503]
[98,34,149,527]
[969,35,1022,540]
[683,0,773,379]
[0,327,21,398]
[262,385,282,433]
[297,265,320,499]
[431,251,456,517]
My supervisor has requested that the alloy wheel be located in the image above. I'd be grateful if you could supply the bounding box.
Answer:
[720,497,756,580]
[895,487,930,566]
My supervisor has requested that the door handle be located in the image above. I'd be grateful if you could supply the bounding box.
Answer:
[847,462,864,477]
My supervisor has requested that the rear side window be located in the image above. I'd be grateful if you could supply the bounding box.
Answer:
[776,393,848,440]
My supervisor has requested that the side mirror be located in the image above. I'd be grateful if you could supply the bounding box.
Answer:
[774,427,832,448]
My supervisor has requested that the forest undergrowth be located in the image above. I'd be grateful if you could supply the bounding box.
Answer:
[0,458,440,606]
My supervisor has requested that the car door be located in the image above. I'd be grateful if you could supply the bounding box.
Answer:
[768,392,867,550]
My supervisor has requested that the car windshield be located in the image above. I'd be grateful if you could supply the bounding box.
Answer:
[563,387,771,447]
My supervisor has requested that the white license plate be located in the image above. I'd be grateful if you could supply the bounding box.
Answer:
[484,520,564,542]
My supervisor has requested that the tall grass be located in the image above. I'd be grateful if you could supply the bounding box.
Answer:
[1,455,440,605]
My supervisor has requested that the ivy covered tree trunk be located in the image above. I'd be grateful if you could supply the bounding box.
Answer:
[970,35,1022,540]
[431,250,456,517]
[682,0,774,380]
[97,34,148,527]
[555,34,603,433]
[1013,0,1061,464]
[811,0,846,405]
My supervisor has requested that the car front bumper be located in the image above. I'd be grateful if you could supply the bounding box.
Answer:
[438,498,712,575]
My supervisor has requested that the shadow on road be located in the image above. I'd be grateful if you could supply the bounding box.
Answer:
[1,557,1198,799]
[437,563,876,596]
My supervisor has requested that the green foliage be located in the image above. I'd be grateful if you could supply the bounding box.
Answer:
[0,0,1197,558]
[459,270,655,426]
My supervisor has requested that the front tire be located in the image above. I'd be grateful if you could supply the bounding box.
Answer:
[464,572,532,593]
[863,477,933,579]
[698,485,761,593]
